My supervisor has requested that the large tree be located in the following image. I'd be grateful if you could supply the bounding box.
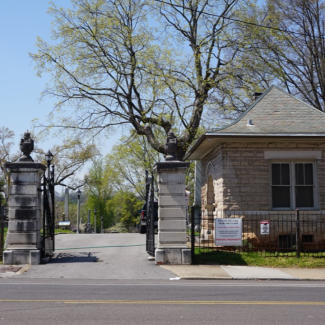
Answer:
[238,0,325,111]
[32,0,260,160]
[36,138,97,188]
[0,127,96,189]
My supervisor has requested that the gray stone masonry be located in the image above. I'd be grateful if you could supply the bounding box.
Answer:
[3,162,45,265]
[155,161,191,265]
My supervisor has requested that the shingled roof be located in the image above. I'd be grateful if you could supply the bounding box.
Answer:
[213,86,325,134]
[186,86,325,160]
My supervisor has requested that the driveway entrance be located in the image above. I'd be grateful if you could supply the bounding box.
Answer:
[19,233,175,280]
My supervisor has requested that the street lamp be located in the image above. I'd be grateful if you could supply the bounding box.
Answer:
[45,150,53,179]
[77,189,81,234]
[45,150,53,164]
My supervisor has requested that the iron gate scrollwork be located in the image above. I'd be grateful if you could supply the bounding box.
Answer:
[146,172,155,257]
[41,152,55,258]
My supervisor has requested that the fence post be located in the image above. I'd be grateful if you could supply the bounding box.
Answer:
[191,206,195,264]
[296,209,301,258]
[0,190,3,258]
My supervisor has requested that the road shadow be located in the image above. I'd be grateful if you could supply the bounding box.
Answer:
[49,252,98,263]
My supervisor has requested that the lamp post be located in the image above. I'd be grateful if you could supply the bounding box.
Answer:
[45,150,53,174]
[44,150,55,253]
[77,189,81,234]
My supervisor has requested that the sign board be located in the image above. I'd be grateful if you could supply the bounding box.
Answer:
[215,218,242,246]
[260,220,270,235]
[58,221,71,227]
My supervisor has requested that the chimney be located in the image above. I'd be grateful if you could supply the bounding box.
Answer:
[254,92,263,100]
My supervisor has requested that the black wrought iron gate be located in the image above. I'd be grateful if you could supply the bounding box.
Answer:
[146,172,155,257]
[41,160,55,258]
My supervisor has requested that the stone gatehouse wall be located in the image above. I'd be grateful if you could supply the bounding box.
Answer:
[199,141,325,242]
[201,141,325,214]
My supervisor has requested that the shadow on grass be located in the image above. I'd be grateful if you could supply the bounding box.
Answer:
[194,250,248,265]
[49,252,98,263]
[193,249,325,267]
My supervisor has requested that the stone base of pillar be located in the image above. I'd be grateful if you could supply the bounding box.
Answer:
[4,161,45,265]
[155,248,191,265]
[3,249,40,265]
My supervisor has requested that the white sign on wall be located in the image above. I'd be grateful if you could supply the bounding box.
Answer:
[260,220,270,235]
[215,218,242,246]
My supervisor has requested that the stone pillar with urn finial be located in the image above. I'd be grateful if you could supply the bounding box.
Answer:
[154,132,191,264]
[3,132,45,265]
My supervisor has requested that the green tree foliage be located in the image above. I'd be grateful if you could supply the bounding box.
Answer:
[85,159,114,229]
[84,143,146,231]
[106,191,142,231]
[31,0,259,159]
[105,132,161,199]
[238,0,325,111]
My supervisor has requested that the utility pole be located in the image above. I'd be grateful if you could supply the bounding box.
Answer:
[94,208,97,233]
[77,189,81,234]
[64,187,69,221]
[86,209,91,233]
[101,216,104,233]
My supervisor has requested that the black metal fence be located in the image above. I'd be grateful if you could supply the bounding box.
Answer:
[0,197,4,259]
[0,186,6,259]
[41,159,55,258]
[190,210,325,258]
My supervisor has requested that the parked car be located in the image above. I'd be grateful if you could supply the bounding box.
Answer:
[138,201,158,234]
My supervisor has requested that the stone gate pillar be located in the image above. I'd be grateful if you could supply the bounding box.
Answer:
[155,132,191,264]
[3,132,45,265]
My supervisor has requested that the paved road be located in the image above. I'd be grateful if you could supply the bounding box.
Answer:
[19,233,174,279]
[0,279,324,325]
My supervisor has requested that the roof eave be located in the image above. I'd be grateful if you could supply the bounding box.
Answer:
[185,133,325,160]
[206,132,325,137]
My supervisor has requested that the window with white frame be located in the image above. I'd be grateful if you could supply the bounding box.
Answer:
[271,162,316,209]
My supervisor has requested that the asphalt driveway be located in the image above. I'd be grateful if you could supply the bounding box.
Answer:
[18,233,175,280]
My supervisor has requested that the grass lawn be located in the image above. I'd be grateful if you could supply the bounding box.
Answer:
[194,249,325,268]
[55,228,75,235]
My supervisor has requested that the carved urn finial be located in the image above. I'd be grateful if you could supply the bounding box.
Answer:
[19,131,34,162]
[165,132,178,161]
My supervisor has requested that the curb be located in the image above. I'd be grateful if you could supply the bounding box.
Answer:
[16,264,30,275]
[0,264,30,277]
[178,276,325,281]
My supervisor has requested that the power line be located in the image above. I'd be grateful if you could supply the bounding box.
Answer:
[153,0,325,40]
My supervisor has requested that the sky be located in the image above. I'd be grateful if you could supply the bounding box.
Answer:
[0,0,266,157]
[0,0,120,155]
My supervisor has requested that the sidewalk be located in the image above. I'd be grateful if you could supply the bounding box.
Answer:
[161,265,325,280]
[1,263,325,280]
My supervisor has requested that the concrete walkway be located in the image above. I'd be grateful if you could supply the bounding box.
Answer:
[1,233,325,280]
[161,265,325,280]
[3,263,325,281]
[1,234,175,280]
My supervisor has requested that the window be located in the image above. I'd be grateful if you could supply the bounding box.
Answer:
[272,162,316,209]
[278,234,296,249]
[272,163,290,208]
[295,163,314,207]
[302,234,313,243]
